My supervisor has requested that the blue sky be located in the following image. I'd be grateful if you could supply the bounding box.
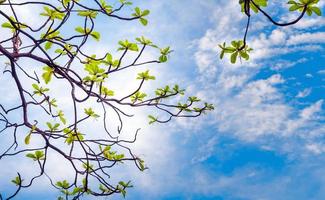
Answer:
[0,0,325,200]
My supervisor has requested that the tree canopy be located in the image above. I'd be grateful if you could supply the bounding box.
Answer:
[0,0,213,199]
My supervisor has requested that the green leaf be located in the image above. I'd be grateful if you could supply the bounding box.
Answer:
[142,10,150,16]
[1,16,27,32]
[289,4,300,11]
[25,125,36,145]
[63,0,71,7]
[240,51,249,60]
[119,0,132,5]
[56,180,70,189]
[240,0,268,14]
[137,158,146,171]
[26,153,36,159]
[75,26,85,34]
[84,108,100,118]
[118,180,133,197]
[137,70,155,81]
[219,40,251,64]
[58,110,67,125]
[32,83,39,91]
[287,0,297,4]
[1,22,14,29]
[82,163,94,172]
[136,36,154,46]
[173,84,185,95]
[118,40,139,51]
[135,7,141,15]
[230,52,238,64]
[130,91,147,103]
[78,10,98,18]
[40,6,65,20]
[42,66,54,84]
[129,43,139,51]
[32,83,50,96]
[99,184,111,193]
[159,47,172,62]
[101,86,114,96]
[71,187,83,195]
[307,8,313,16]
[44,41,52,50]
[140,18,148,26]
[46,122,60,131]
[311,6,322,16]
[148,115,157,124]
[35,150,45,160]
[220,49,225,59]
[24,132,32,145]
[41,29,60,40]
[11,176,22,186]
[50,98,58,107]
[160,46,172,55]
[64,129,84,145]
[90,31,101,41]
[159,55,167,62]
[188,96,201,102]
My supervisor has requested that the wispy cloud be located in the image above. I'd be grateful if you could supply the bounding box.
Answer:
[296,88,312,98]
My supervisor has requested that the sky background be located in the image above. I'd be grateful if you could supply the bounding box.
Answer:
[0,0,325,200]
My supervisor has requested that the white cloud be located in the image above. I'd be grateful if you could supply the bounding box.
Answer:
[285,101,324,136]
[292,17,325,29]
[296,88,312,98]
[190,157,325,200]
[191,136,218,163]
[218,74,248,90]
[191,0,325,154]
[306,143,325,155]
[269,30,287,45]
[300,100,323,120]
[318,70,325,75]
[271,58,308,71]
[237,74,284,106]
[287,32,325,46]
[193,74,294,142]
